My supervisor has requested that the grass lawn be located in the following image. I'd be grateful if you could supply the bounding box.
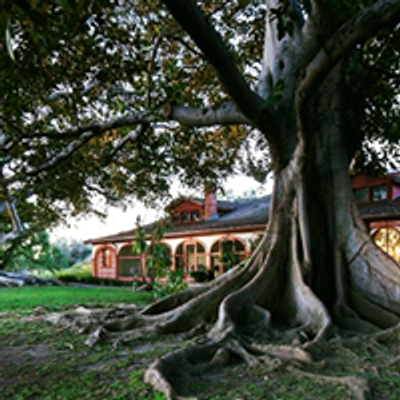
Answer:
[0,286,399,399]
[0,285,153,314]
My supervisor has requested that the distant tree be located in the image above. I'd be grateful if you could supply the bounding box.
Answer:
[218,187,258,201]
[1,231,68,272]
[0,1,399,398]
[54,239,91,267]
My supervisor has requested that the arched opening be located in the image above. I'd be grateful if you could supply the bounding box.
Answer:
[93,245,117,279]
[374,227,400,264]
[118,244,142,278]
[211,237,247,276]
[175,240,206,275]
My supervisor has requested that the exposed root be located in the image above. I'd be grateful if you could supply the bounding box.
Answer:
[291,368,370,400]
[331,322,400,347]
[144,334,316,400]
[288,213,333,347]
[45,305,141,334]
[243,340,313,363]
[144,341,223,400]
[45,255,263,346]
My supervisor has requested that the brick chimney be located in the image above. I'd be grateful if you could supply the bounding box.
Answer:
[204,188,218,221]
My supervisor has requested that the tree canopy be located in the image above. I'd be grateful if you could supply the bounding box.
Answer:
[1,1,397,243]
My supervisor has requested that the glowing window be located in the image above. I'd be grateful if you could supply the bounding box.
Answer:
[374,228,400,264]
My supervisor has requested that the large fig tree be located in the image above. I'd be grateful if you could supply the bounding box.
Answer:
[1,1,400,398]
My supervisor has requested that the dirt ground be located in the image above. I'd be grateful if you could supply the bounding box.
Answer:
[1,312,399,399]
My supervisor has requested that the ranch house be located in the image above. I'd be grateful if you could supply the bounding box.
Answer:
[85,173,400,282]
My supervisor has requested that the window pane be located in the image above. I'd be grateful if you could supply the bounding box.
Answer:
[222,240,233,253]
[211,255,219,268]
[211,242,219,253]
[371,185,387,202]
[118,258,141,277]
[197,255,206,269]
[196,243,205,252]
[192,210,200,221]
[234,240,245,252]
[181,211,190,223]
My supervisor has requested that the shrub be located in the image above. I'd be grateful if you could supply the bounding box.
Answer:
[55,263,131,287]
[152,270,188,298]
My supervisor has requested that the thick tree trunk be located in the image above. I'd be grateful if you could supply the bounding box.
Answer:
[142,66,400,397]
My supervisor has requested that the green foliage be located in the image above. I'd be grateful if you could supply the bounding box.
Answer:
[54,239,91,267]
[54,262,93,282]
[133,217,186,296]
[133,217,172,281]
[152,269,188,298]
[218,188,258,201]
[1,231,69,272]
[219,240,241,271]
[0,0,253,229]
[146,242,173,280]
[345,27,400,172]
[133,216,149,256]
[0,0,398,243]
[54,262,132,286]
[0,228,91,272]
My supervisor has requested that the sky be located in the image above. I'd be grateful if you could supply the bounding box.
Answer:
[50,174,274,243]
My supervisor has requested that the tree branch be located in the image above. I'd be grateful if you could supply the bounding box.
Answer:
[162,103,251,127]
[0,180,25,245]
[297,0,400,104]
[259,0,280,98]
[146,34,165,108]
[24,130,100,177]
[2,131,103,187]
[161,0,272,130]
[27,112,157,139]
[3,103,250,186]
[25,103,251,141]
